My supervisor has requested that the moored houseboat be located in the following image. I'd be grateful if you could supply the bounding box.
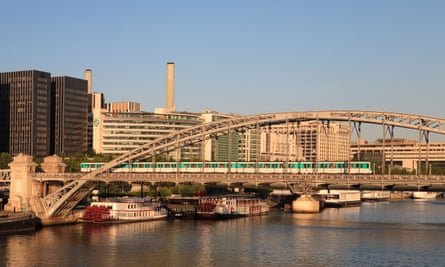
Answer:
[412,191,441,200]
[317,190,362,207]
[361,191,390,201]
[80,197,168,223]
[196,196,269,219]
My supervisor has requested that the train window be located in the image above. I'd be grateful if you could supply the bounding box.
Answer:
[271,163,281,168]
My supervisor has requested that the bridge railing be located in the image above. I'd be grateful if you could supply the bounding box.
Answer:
[32,172,445,187]
[0,169,10,181]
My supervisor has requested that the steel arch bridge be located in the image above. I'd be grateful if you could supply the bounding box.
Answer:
[41,110,445,217]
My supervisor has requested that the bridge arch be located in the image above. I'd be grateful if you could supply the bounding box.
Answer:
[87,110,445,177]
[41,110,445,217]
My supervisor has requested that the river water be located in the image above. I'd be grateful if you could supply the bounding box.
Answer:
[1,199,445,267]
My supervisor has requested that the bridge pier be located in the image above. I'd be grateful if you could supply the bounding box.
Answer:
[5,154,74,225]
[5,154,37,213]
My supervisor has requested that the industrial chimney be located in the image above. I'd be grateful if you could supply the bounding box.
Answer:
[165,62,176,112]
[84,69,93,113]
[84,69,92,94]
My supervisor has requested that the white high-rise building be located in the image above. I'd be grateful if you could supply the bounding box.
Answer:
[261,121,351,162]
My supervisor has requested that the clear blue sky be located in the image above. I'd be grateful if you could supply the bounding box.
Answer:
[2,1,445,131]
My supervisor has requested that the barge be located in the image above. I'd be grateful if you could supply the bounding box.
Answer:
[317,190,362,207]
[196,196,269,219]
[0,212,37,234]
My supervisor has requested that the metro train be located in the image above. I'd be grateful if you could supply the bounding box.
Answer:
[80,161,372,174]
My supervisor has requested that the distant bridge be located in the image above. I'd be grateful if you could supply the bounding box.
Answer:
[8,110,445,219]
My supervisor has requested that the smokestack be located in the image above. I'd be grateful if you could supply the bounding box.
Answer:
[84,69,92,94]
[166,62,175,111]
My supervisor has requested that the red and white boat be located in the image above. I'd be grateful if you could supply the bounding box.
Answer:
[80,197,168,223]
[196,196,269,219]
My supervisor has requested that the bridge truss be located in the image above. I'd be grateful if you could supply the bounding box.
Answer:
[40,110,445,217]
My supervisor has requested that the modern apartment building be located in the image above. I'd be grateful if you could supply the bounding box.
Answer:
[51,76,88,156]
[105,102,141,113]
[0,70,51,156]
[352,138,445,172]
[261,121,351,162]
[92,108,202,160]
[200,111,243,162]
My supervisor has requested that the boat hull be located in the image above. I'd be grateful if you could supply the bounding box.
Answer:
[361,191,390,201]
[0,212,37,234]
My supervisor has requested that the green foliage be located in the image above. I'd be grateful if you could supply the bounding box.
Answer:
[0,153,12,169]
[91,153,114,162]
[156,186,172,197]
[61,152,116,173]
[171,184,206,196]
[63,153,88,172]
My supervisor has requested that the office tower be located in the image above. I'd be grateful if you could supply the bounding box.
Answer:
[51,76,88,156]
[0,70,51,156]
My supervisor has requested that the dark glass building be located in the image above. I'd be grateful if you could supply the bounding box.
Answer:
[51,76,88,156]
[0,70,51,157]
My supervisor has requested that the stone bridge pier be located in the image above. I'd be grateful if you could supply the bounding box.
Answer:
[5,154,37,212]
[6,154,68,223]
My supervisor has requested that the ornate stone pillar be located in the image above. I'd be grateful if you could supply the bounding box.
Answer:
[40,155,66,196]
[40,155,66,173]
[5,154,37,212]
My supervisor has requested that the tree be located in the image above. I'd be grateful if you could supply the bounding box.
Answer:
[0,153,12,169]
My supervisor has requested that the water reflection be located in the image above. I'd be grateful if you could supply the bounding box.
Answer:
[2,201,445,267]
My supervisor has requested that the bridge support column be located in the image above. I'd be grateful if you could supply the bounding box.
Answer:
[40,155,67,197]
[4,154,37,213]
